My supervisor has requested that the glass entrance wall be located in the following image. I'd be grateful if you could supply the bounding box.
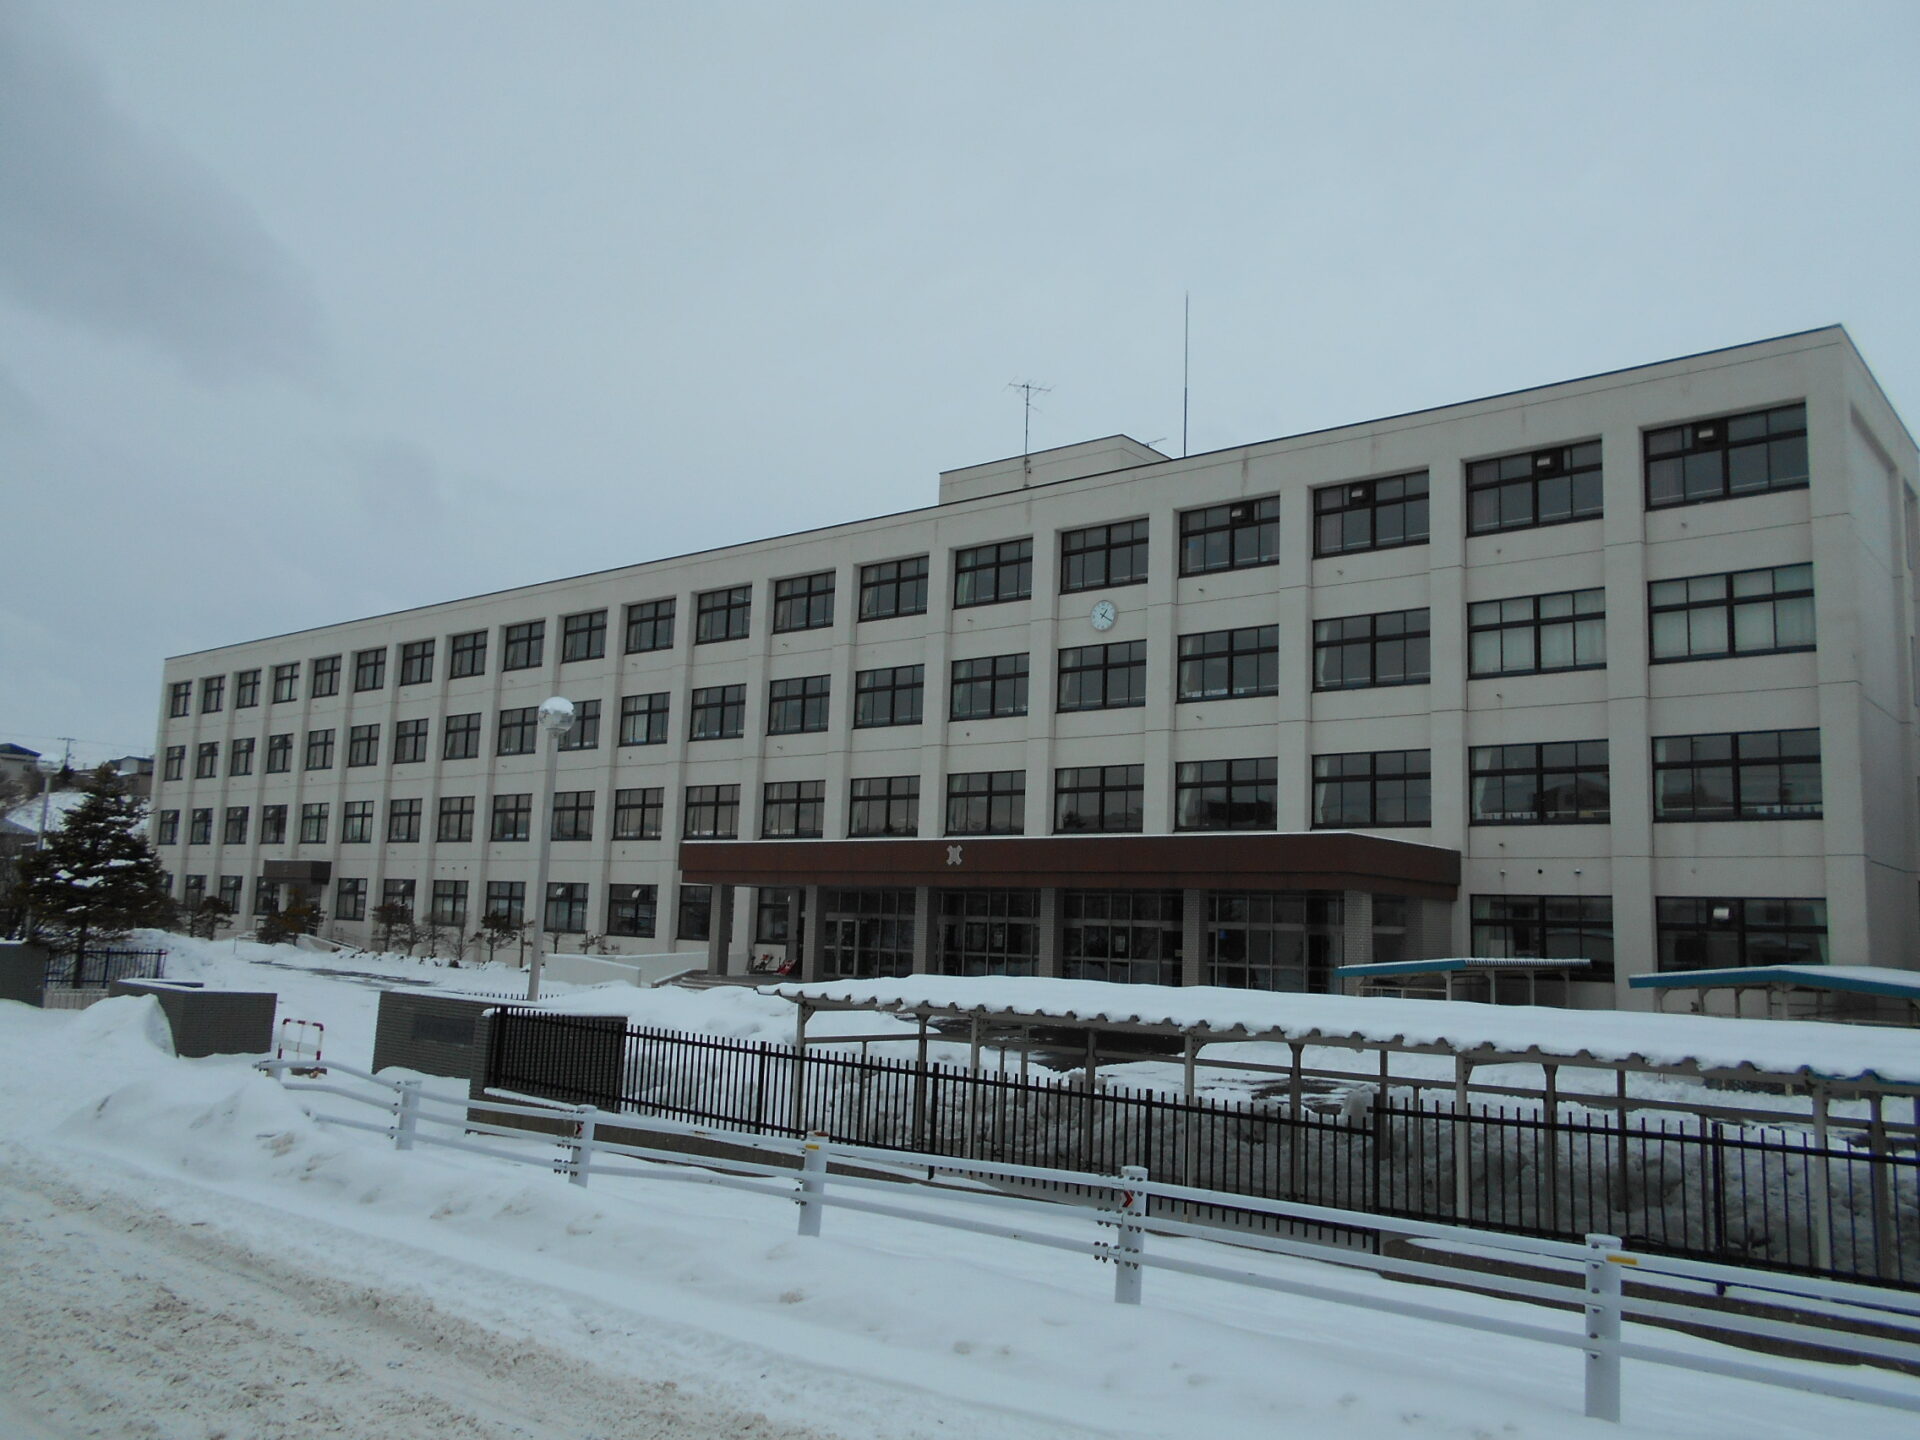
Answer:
[1204,890,1344,991]
[818,887,917,979]
[935,889,1040,976]
[1060,889,1183,985]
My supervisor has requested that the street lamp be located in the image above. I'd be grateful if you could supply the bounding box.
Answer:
[526,697,576,1002]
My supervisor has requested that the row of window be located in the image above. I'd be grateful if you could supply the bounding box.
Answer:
[153,726,1822,845]
[165,403,1814,720]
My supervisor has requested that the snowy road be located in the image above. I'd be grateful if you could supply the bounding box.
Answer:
[0,1156,834,1440]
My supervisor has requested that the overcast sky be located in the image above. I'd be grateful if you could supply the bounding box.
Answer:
[4,0,1918,765]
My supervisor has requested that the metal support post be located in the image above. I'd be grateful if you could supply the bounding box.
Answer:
[1453,1056,1472,1221]
[1583,1233,1624,1422]
[1113,1165,1147,1305]
[796,1132,827,1237]
[394,1078,421,1151]
[572,1105,599,1187]
[1811,1083,1833,1273]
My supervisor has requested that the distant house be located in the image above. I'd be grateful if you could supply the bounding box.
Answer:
[104,755,155,800]
[0,743,42,794]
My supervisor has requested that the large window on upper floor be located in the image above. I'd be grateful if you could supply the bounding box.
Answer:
[398,640,434,685]
[1061,520,1148,592]
[773,572,836,633]
[689,684,745,740]
[949,654,1028,720]
[1652,729,1821,822]
[859,556,929,621]
[1314,473,1428,557]
[1469,741,1610,825]
[695,585,751,643]
[168,681,192,718]
[1056,641,1145,712]
[310,656,340,698]
[1645,403,1807,510]
[624,599,675,653]
[1313,608,1430,690]
[761,780,824,839]
[490,794,530,842]
[1466,441,1602,535]
[163,745,185,781]
[945,770,1024,836]
[561,610,607,662]
[271,663,299,702]
[767,676,830,735]
[849,776,919,837]
[449,630,487,677]
[1175,758,1277,831]
[442,712,480,759]
[503,621,545,670]
[1656,897,1826,970]
[1469,589,1605,678]
[235,670,260,708]
[201,675,224,713]
[953,539,1032,608]
[353,647,386,692]
[1312,750,1430,828]
[1177,625,1278,702]
[1053,764,1143,834]
[1179,496,1278,575]
[853,665,923,728]
[683,784,740,839]
[1648,564,1813,663]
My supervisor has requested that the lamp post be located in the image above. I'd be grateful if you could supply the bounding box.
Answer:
[526,696,576,1002]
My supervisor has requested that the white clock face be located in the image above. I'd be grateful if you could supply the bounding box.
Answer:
[1090,600,1117,631]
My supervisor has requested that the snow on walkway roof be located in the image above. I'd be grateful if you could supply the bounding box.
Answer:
[1336,956,1593,977]
[1628,965,1920,1001]
[769,976,1920,1087]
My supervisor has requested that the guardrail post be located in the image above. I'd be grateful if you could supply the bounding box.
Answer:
[394,1078,422,1152]
[572,1105,599,1188]
[796,1131,827,1237]
[1583,1232,1624,1423]
[1114,1165,1147,1305]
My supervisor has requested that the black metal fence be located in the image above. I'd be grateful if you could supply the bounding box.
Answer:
[483,1011,1920,1289]
[42,947,167,989]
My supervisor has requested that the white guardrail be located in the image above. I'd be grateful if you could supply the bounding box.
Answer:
[255,1058,1920,1425]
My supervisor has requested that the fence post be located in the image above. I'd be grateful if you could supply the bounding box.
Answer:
[796,1131,827,1237]
[1583,1233,1624,1423]
[572,1105,599,1188]
[394,1078,422,1151]
[1113,1165,1148,1305]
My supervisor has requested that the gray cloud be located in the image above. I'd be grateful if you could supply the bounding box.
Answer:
[0,6,326,384]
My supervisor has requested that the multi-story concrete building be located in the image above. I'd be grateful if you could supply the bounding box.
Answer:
[152,327,1919,1007]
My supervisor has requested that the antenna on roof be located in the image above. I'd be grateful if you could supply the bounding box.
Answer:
[1182,291,1191,458]
[1007,380,1051,480]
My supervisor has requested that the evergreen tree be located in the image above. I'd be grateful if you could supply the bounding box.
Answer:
[14,766,175,977]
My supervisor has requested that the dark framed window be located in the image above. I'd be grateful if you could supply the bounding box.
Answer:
[253,877,281,916]
[561,609,607,662]
[229,737,254,776]
[223,806,249,845]
[676,884,713,941]
[443,712,481,760]
[953,538,1032,608]
[624,598,675,653]
[613,787,662,840]
[859,556,929,620]
[393,718,428,763]
[353,647,386,692]
[299,803,328,845]
[380,878,414,914]
[1467,441,1603,534]
[1653,729,1821,821]
[755,888,798,945]
[819,888,917,979]
[683,784,739,839]
[503,621,545,670]
[490,793,531,842]
[304,729,334,770]
[157,810,180,845]
[430,880,468,927]
[163,745,185,781]
[180,875,207,908]
[608,884,658,937]
[1649,564,1814,663]
[1646,403,1807,509]
[551,790,594,841]
[767,675,830,735]
[260,805,287,844]
[1469,589,1606,677]
[1204,891,1344,992]
[449,630,487,678]
[386,798,421,843]
[934,889,1039,977]
[168,680,192,718]
[545,882,588,934]
[310,655,340,698]
[689,684,745,740]
[1179,496,1278,575]
[761,780,824,838]
[1057,641,1146,712]
[619,692,669,746]
[853,665,923,728]
[347,723,379,767]
[1470,741,1610,824]
[1053,764,1144,833]
[950,653,1029,720]
[264,734,292,773]
[341,800,373,844]
[1175,757,1277,831]
[217,875,242,911]
[1312,750,1430,827]
[558,698,600,750]
[336,877,367,922]
[1061,889,1183,986]
[1061,519,1148,592]
[497,706,536,755]
[849,776,919,836]
[695,585,751,643]
[1656,897,1827,970]
[235,669,260,708]
[398,640,434,685]
[945,770,1025,836]
[1472,896,1615,982]
[485,881,525,925]
[436,795,474,843]
[271,663,299,703]
[195,742,220,779]
[188,809,213,845]
[1314,472,1429,556]
[1178,626,1278,701]
[201,675,224,713]
[1312,608,1430,690]
[773,571,836,632]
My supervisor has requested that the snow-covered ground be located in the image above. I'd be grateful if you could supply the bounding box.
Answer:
[1,934,1917,1438]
